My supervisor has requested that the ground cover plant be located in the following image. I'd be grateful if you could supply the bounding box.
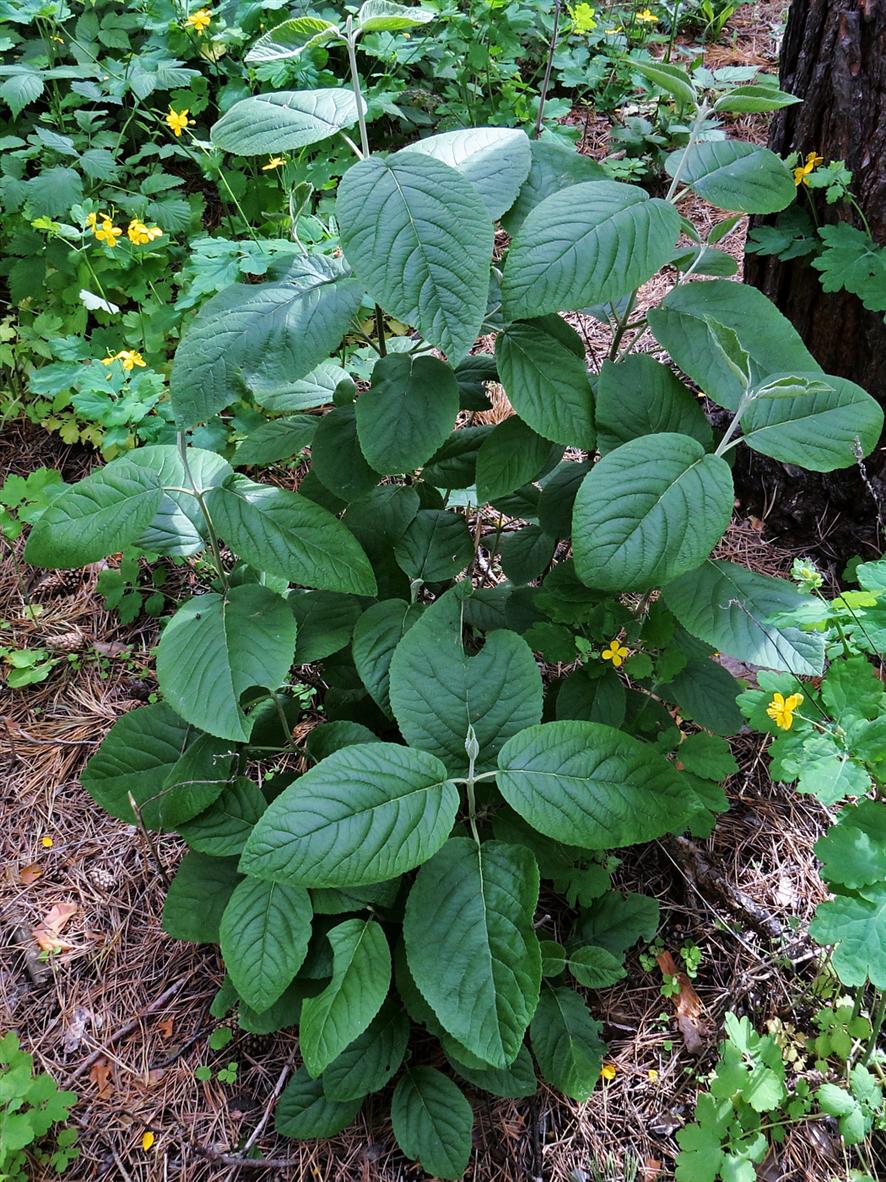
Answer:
[13,2,886,1175]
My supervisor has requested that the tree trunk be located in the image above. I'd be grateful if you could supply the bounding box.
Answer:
[739,0,886,562]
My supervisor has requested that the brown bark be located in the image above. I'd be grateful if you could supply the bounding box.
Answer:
[739,0,886,560]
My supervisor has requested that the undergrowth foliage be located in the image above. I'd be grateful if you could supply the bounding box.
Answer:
[21,3,885,1176]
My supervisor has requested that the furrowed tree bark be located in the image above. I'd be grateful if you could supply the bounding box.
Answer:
[739,0,886,562]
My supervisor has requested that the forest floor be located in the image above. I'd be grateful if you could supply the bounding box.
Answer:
[1,3,869,1180]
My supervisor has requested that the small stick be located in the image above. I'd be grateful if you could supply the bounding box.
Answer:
[241,1052,296,1154]
[127,791,170,887]
[534,0,562,139]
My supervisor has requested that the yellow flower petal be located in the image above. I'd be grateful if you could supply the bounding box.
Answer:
[600,1062,617,1080]
[142,1131,155,1151]
[41,836,54,848]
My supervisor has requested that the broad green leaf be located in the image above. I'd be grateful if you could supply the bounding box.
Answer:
[631,59,695,105]
[219,878,312,1012]
[311,404,381,502]
[206,475,376,595]
[571,890,660,954]
[25,457,163,568]
[476,417,561,502]
[245,17,339,64]
[358,0,435,31]
[501,180,680,319]
[322,998,410,1101]
[662,560,825,675]
[502,137,607,237]
[352,599,422,715]
[740,374,883,471]
[496,720,690,848]
[163,852,241,943]
[405,838,541,1068]
[447,1043,537,1097]
[170,257,363,427]
[498,523,557,583]
[290,591,361,663]
[211,88,360,155]
[572,434,733,592]
[129,445,232,558]
[255,359,350,414]
[714,84,802,114]
[407,127,531,220]
[567,945,626,988]
[179,776,267,855]
[389,588,543,774]
[276,1068,363,1138]
[240,742,457,887]
[666,141,795,214]
[810,883,886,988]
[495,316,595,448]
[555,667,626,728]
[596,355,712,454]
[356,353,459,473]
[391,1067,473,1181]
[300,918,391,1076]
[530,986,605,1102]
[233,415,317,467]
[81,702,233,831]
[668,655,743,736]
[647,279,818,411]
[815,801,886,891]
[156,585,297,742]
[393,509,473,582]
[337,150,493,359]
[537,460,592,538]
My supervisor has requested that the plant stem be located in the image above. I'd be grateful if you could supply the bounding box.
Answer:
[862,989,886,1065]
[177,432,228,592]
[534,0,562,139]
[665,100,709,203]
[464,724,481,844]
[608,291,638,360]
[270,690,291,746]
[714,389,752,456]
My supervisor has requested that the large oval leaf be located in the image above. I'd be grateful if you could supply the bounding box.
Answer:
[358,0,435,31]
[356,353,459,473]
[245,17,338,64]
[322,997,410,1101]
[662,559,826,675]
[129,444,232,557]
[404,838,541,1068]
[25,457,163,568]
[219,878,312,1012]
[496,720,690,848]
[211,88,360,155]
[156,585,297,742]
[530,985,605,1101]
[572,433,733,592]
[337,150,493,360]
[407,127,531,220]
[275,1068,363,1138]
[502,137,608,237]
[501,180,680,319]
[239,742,458,887]
[495,316,595,448]
[299,918,391,1076]
[352,598,423,716]
[391,1067,473,1181]
[666,140,795,214]
[163,852,242,943]
[178,776,267,855]
[596,355,712,455]
[205,475,376,595]
[389,588,544,775]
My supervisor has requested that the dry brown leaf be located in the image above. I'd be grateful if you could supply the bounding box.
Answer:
[89,1057,114,1099]
[156,1016,174,1040]
[32,901,78,951]
[656,949,707,1055]
[19,863,43,884]
[642,1160,663,1182]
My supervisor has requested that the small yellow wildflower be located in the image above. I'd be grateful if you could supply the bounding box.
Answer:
[262,156,287,171]
[141,1131,155,1151]
[127,219,163,245]
[647,1068,659,1082]
[85,211,105,230]
[793,151,824,186]
[601,638,630,668]
[636,7,658,22]
[186,7,212,33]
[94,219,122,248]
[600,1063,617,1081]
[166,107,194,137]
[102,349,147,372]
[570,3,597,34]
[41,836,54,849]
[766,691,804,731]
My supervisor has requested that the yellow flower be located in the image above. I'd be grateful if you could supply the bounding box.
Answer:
[166,107,194,137]
[101,349,147,372]
[600,1062,617,1081]
[94,219,122,248]
[141,1131,155,1151]
[262,156,287,171]
[766,691,804,730]
[793,151,824,186]
[647,1068,659,1082]
[636,7,658,22]
[601,639,630,668]
[41,836,54,849]
[127,219,163,245]
[570,3,597,34]
[186,7,212,33]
